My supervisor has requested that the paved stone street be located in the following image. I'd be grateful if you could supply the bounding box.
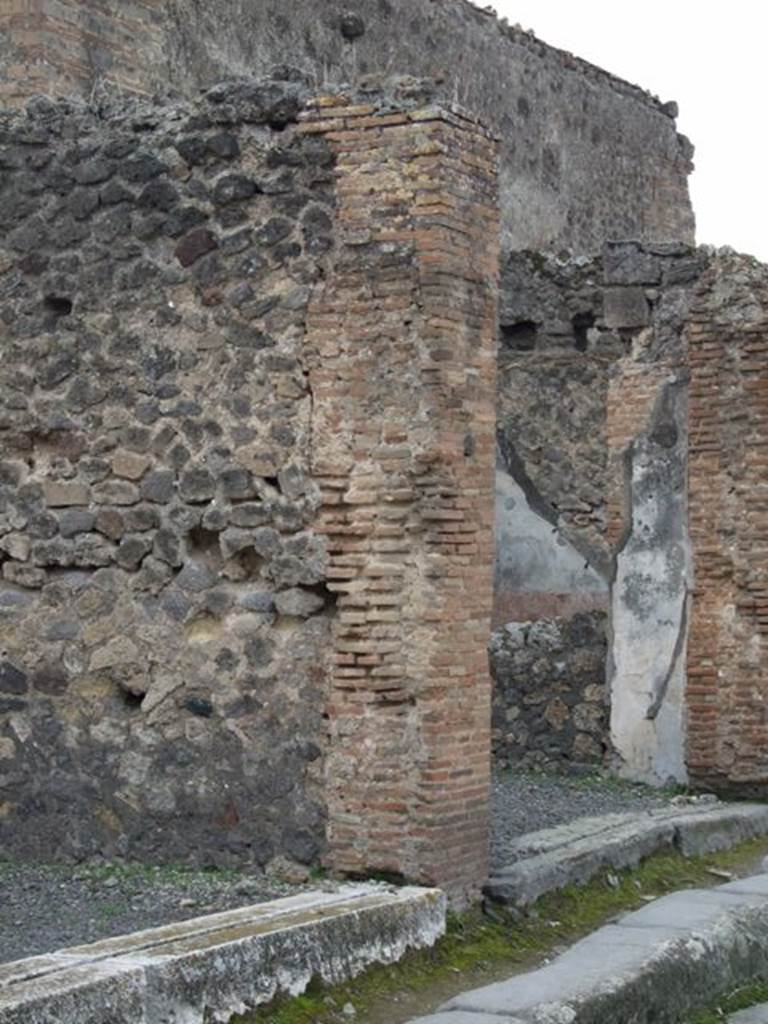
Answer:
[411,873,768,1024]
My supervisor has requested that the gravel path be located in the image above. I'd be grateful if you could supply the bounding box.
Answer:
[0,862,321,966]
[2,771,676,965]
[490,768,671,868]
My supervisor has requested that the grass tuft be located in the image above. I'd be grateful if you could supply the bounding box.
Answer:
[689,978,768,1023]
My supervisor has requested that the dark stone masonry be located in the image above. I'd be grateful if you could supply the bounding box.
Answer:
[0,0,695,253]
[0,74,501,902]
[0,79,336,869]
[491,612,609,771]
[2,0,768,903]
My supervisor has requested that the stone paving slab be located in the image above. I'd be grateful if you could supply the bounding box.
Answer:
[0,885,445,1024]
[416,873,768,1024]
[720,875,768,897]
[731,1007,768,1023]
[486,803,768,906]
[618,887,768,931]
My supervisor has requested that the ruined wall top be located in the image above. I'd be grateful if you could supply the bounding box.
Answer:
[0,0,696,253]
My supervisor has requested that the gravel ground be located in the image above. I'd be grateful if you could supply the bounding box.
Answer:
[0,861,325,966]
[1,771,676,965]
[490,768,672,868]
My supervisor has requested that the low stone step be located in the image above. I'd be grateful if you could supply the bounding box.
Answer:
[412,873,768,1024]
[486,802,768,906]
[0,884,445,1024]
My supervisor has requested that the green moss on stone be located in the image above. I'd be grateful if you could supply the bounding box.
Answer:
[238,837,768,1024]
[689,979,768,1024]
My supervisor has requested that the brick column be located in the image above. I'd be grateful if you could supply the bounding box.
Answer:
[302,98,499,903]
[687,256,768,793]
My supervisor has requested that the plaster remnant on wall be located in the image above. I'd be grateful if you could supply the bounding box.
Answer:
[610,379,691,785]
[494,466,607,627]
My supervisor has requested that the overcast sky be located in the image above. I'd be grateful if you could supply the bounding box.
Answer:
[491,1,768,262]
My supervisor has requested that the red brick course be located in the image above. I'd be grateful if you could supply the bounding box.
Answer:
[303,98,499,903]
[0,0,164,106]
[686,257,768,793]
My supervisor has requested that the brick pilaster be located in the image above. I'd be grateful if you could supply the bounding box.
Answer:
[686,259,768,792]
[302,98,499,903]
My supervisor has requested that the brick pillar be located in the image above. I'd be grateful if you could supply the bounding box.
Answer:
[302,98,499,903]
[687,256,768,793]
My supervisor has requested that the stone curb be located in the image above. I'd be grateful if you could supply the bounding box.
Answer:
[0,884,445,1024]
[411,873,768,1024]
[486,802,768,906]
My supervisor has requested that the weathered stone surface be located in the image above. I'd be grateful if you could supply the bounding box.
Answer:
[140,471,176,504]
[411,1016,524,1024]
[92,481,141,506]
[603,240,663,285]
[90,638,140,673]
[2,563,46,589]
[729,1007,768,1024]
[111,452,151,481]
[0,80,337,872]
[603,286,650,329]
[58,510,96,538]
[490,613,608,771]
[42,481,90,508]
[274,587,325,618]
[0,534,30,562]
[179,468,216,503]
[485,804,768,907]
[0,0,695,253]
[174,228,218,267]
[0,886,445,1024]
[444,875,768,1024]
[221,468,256,500]
[0,662,27,695]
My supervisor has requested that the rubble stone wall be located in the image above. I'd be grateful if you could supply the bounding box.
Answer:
[0,80,337,870]
[0,81,499,898]
[0,0,695,253]
[491,612,608,770]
